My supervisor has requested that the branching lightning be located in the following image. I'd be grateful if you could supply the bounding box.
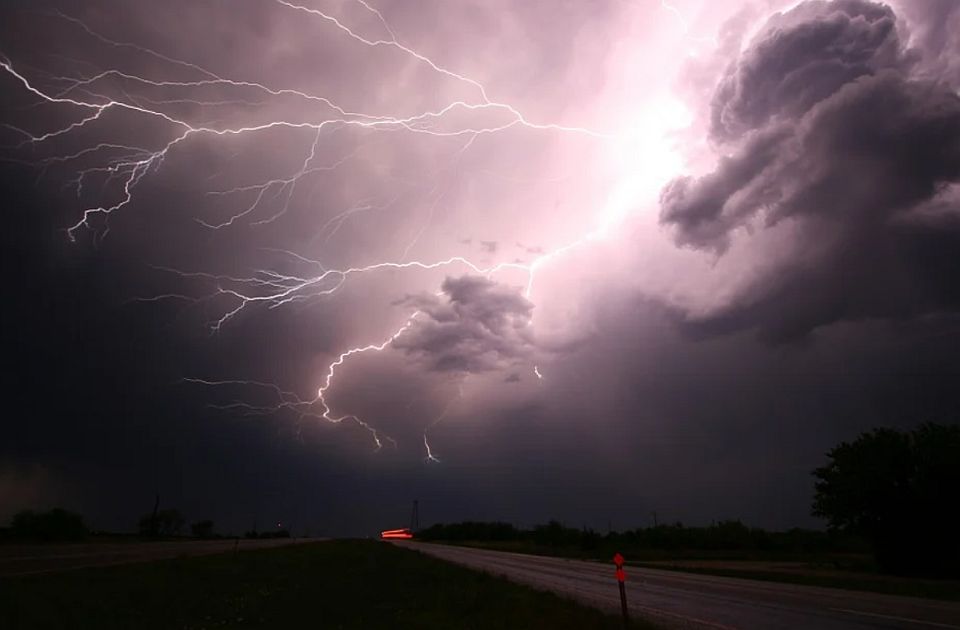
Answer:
[0,0,689,455]
[421,385,466,463]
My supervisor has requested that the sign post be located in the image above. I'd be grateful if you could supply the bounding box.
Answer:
[614,552,628,627]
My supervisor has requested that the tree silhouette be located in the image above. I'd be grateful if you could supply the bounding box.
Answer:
[10,508,87,541]
[138,509,184,537]
[190,519,215,539]
[813,423,960,576]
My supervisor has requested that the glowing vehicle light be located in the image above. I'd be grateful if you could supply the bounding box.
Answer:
[380,528,414,540]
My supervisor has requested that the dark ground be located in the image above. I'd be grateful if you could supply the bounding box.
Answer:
[0,540,655,629]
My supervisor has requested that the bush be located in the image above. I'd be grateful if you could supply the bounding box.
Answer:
[10,508,88,541]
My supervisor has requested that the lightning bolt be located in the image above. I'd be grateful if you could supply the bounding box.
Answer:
[656,0,717,45]
[421,386,465,464]
[0,0,682,453]
[618,0,717,47]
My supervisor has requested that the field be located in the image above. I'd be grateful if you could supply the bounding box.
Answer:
[0,540,655,629]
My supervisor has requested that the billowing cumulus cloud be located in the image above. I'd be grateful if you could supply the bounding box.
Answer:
[895,0,960,85]
[661,0,960,339]
[393,275,534,373]
[710,0,905,142]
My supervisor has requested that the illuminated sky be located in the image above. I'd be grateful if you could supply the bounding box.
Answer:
[2,0,959,535]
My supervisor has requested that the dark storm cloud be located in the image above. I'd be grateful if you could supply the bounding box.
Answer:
[895,0,960,85]
[393,275,534,372]
[709,0,905,141]
[661,0,960,339]
[658,126,790,249]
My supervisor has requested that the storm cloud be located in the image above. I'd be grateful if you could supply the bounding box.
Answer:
[661,0,960,339]
[1,0,959,538]
[393,275,535,373]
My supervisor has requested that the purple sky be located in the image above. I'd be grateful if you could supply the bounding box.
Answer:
[1,0,959,535]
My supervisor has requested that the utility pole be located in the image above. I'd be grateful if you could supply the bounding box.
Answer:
[410,499,419,532]
[149,493,160,538]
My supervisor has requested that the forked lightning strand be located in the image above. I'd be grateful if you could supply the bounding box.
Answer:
[0,0,686,453]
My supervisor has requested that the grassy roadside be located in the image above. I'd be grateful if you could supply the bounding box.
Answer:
[429,540,960,602]
[0,540,657,629]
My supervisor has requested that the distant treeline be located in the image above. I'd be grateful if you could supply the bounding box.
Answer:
[419,424,960,579]
[0,506,299,542]
[418,520,867,559]
[0,508,89,542]
[0,507,227,542]
[244,529,291,539]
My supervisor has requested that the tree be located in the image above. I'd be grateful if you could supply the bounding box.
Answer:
[812,423,960,576]
[138,509,184,537]
[10,508,87,541]
[191,519,215,539]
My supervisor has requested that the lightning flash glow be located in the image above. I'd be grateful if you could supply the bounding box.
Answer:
[0,0,695,459]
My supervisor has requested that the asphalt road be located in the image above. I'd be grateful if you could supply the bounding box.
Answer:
[396,542,960,630]
[0,537,323,577]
